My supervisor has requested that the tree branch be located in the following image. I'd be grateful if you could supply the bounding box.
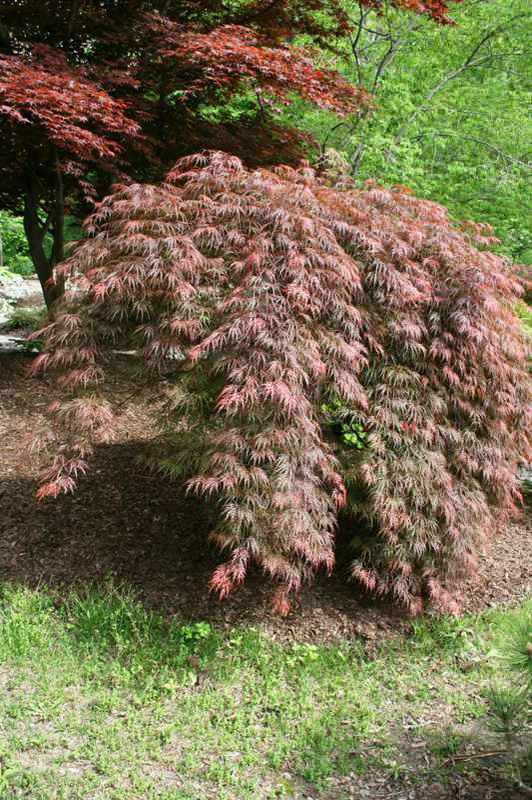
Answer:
[230,0,283,26]
[65,0,81,48]
[321,121,353,154]
[412,131,531,168]
[349,6,370,86]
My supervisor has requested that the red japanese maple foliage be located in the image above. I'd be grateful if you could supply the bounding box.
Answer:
[32,151,530,615]
[0,47,138,163]
[0,0,459,307]
[0,40,141,307]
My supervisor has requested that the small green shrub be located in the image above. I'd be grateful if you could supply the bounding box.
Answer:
[516,303,532,341]
[321,397,368,450]
[485,605,532,788]
[0,212,33,276]
[502,613,532,684]
[2,307,47,332]
[486,686,527,739]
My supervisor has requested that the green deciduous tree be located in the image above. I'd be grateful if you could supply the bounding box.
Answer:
[287,0,531,263]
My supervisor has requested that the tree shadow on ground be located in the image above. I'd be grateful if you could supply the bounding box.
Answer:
[0,438,407,642]
[2,350,529,642]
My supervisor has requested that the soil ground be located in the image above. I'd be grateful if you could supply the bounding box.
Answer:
[1,350,531,799]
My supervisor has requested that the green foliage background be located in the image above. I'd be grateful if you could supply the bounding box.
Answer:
[286,0,531,264]
[0,211,33,275]
[1,0,530,276]
[0,213,83,278]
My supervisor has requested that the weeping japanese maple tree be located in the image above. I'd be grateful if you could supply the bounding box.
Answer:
[32,152,531,615]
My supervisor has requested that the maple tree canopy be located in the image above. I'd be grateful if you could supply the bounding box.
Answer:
[0,0,460,306]
[31,152,530,616]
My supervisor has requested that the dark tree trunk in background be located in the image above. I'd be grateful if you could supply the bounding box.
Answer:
[23,170,64,311]
[51,151,65,299]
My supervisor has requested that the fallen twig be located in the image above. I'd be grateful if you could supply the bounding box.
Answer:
[443,749,506,765]
[517,780,532,798]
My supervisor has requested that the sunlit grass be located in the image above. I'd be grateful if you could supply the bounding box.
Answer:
[0,583,529,799]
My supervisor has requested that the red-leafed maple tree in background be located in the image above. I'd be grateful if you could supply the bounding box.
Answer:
[32,152,531,615]
[0,0,459,307]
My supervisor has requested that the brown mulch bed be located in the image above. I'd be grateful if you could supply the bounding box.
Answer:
[328,773,529,800]
[1,351,531,646]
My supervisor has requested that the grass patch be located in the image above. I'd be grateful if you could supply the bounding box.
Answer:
[0,583,529,799]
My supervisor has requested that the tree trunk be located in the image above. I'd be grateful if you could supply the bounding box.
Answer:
[51,151,65,299]
[23,203,57,310]
[23,178,59,310]
[23,163,66,311]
